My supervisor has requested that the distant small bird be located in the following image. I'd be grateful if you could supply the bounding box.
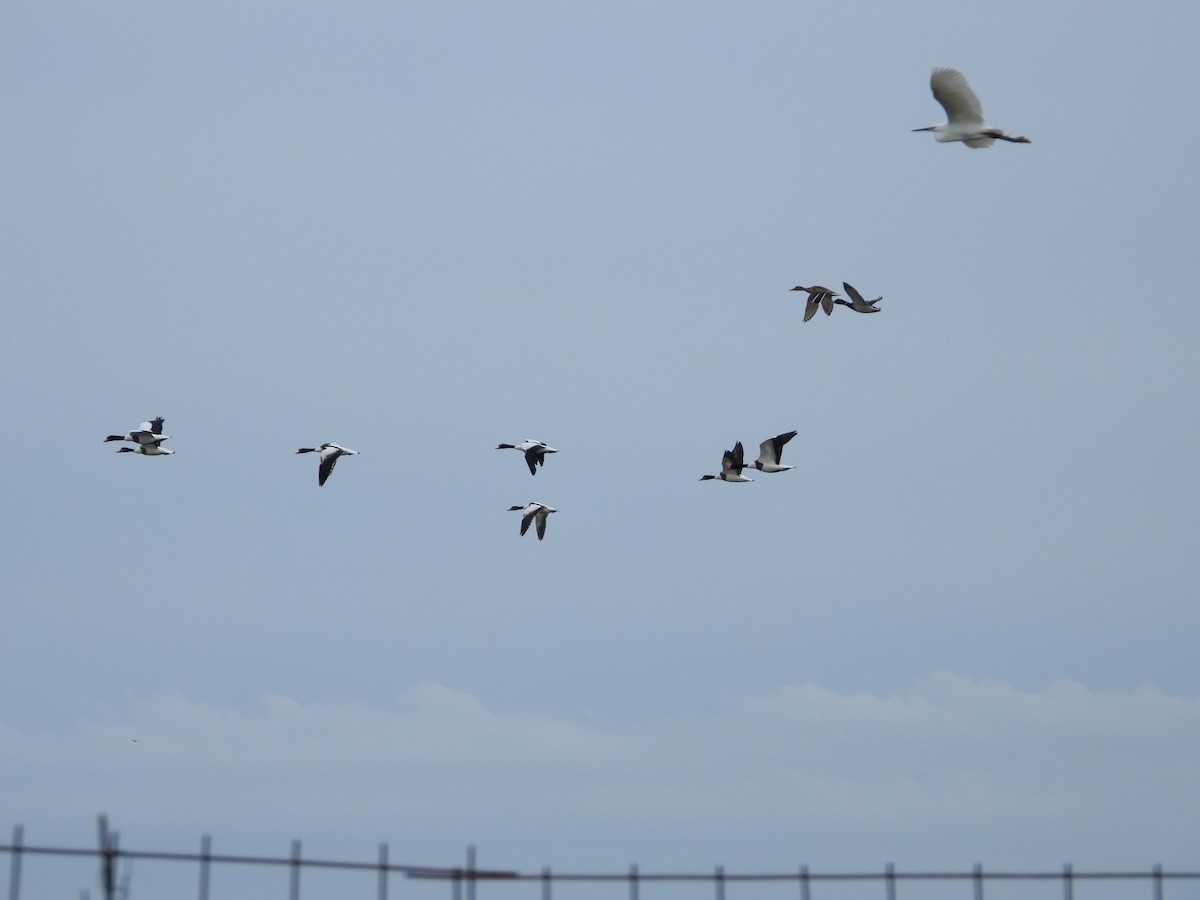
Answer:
[496,439,557,476]
[749,430,798,473]
[104,416,170,446]
[116,443,174,456]
[913,67,1030,148]
[508,501,557,540]
[834,282,882,313]
[295,443,358,486]
[790,285,839,322]
[700,441,753,482]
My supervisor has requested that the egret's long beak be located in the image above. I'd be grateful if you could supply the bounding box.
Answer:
[912,126,934,132]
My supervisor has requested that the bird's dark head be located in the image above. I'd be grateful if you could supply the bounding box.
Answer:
[116,447,136,453]
[699,474,717,481]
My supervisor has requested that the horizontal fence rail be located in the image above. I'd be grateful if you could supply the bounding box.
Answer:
[3,816,1197,900]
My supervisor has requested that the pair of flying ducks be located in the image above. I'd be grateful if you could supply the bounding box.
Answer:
[104,417,174,455]
[701,431,798,483]
[298,436,560,490]
[790,282,882,322]
[497,440,558,540]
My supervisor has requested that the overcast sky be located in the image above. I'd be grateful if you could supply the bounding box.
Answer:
[3,1,1199,898]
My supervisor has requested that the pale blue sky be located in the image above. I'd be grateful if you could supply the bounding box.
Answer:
[3,1,1199,897]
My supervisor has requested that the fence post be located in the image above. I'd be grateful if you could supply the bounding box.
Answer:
[466,846,476,900]
[884,862,895,900]
[5,825,22,900]
[451,867,462,900]
[798,865,811,900]
[1061,864,1073,900]
[6,825,22,900]
[629,864,639,900]
[715,865,725,900]
[1153,863,1163,900]
[972,863,983,900]
[96,816,115,900]
[378,843,389,900]
[289,840,302,900]
[541,866,552,900]
[198,835,211,900]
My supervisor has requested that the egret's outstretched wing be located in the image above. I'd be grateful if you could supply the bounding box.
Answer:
[931,67,985,126]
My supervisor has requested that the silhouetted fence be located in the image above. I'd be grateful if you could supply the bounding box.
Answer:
[3,816,1197,900]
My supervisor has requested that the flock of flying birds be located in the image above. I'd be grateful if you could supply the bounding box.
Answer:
[103,68,1028,542]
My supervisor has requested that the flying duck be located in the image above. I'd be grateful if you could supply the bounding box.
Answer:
[790,285,839,322]
[700,441,753,482]
[496,439,557,476]
[833,282,882,313]
[296,443,358,486]
[104,416,170,446]
[749,430,798,473]
[507,502,557,540]
[116,443,174,456]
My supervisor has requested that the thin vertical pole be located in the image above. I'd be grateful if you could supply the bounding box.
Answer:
[466,846,476,900]
[451,869,461,900]
[628,864,639,900]
[715,866,725,900]
[377,843,389,900]
[541,867,552,900]
[1153,863,1163,900]
[972,863,983,900]
[96,816,115,900]
[798,865,811,900]
[884,862,895,900]
[1061,863,1073,900]
[289,840,301,900]
[6,825,22,900]
[197,835,211,900]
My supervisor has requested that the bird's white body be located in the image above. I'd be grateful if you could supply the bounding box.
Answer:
[296,442,358,486]
[834,282,882,313]
[508,501,557,540]
[700,441,753,482]
[750,431,798,473]
[496,439,557,476]
[914,67,1030,148]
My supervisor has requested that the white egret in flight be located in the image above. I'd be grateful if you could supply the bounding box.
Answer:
[914,67,1030,148]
